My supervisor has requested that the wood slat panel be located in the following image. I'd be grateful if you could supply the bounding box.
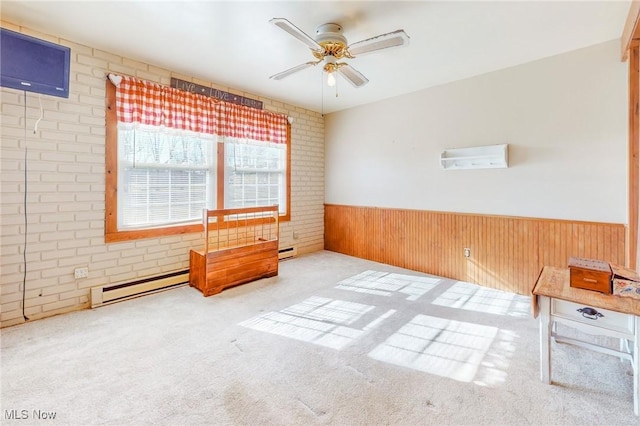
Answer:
[324,204,626,296]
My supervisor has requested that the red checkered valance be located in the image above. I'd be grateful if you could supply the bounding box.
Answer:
[114,75,288,144]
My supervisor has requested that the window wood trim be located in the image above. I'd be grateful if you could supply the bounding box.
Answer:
[104,79,290,243]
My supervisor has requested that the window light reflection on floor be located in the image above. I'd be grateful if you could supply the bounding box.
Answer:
[239,296,396,350]
[369,314,514,385]
[432,281,530,317]
[280,296,372,325]
[336,270,441,301]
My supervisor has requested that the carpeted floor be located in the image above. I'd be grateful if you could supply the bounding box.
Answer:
[1,250,637,425]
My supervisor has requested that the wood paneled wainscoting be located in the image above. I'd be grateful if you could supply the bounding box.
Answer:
[324,204,626,296]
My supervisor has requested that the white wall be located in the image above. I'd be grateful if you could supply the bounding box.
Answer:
[325,40,627,224]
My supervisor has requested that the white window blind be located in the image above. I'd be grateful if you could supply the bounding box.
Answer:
[117,124,216,229]
[224,137,286,214]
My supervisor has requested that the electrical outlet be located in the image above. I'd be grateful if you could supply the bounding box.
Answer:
[74,267,89,279]
[464,248,471,258]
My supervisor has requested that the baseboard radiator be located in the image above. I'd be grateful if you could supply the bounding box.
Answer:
[90,269,189,308]
[92,248,294,307]
[278,246,298,260]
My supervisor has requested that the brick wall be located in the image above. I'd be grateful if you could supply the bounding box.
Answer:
[0,22,325,328]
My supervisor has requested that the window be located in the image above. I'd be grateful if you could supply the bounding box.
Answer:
[105,76,290,242]
[117,124,216,229]
[224,138,286,213]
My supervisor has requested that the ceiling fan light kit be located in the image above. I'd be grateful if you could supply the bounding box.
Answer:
[323,55,338,87]
[326,69,336,87]
[269,17,409,89]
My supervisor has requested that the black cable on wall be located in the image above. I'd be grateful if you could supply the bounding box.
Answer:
[22,92,29,321]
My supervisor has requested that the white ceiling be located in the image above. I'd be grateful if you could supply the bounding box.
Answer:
[1,1,631,114]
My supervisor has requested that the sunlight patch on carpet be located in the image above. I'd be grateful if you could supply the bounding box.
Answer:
[431,281,530,317]
[280,296,372,325]
[239,296,396,350]
[369,314,514,385]
[335,270,441,301]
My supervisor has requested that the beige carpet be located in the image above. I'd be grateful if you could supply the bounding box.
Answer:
[1,251,637,425]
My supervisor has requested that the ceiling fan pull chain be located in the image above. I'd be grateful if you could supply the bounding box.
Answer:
[321,70,324,115]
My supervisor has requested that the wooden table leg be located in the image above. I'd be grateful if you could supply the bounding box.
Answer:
[633,316,639,416]
[539,295,552,384]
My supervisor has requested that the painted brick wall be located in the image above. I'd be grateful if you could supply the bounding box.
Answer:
[0,22,325,328]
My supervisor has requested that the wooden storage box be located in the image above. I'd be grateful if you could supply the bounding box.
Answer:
[611,263,640,300]
[189,206,279,297]
[568,257,612,294]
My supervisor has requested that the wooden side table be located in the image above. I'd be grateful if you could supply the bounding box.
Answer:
[532,266,640,416]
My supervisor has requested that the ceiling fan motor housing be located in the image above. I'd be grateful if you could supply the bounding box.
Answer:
[314,23,350,59]
[315,23,346,43]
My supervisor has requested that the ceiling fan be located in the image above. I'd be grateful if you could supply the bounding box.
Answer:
[269,18,409,88]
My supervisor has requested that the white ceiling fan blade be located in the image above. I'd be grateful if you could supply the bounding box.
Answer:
[337,64,369,88]
[270,18,323,53]
[347,29,409,57]
[270,61,319,81]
